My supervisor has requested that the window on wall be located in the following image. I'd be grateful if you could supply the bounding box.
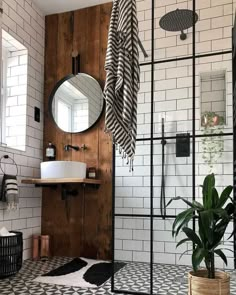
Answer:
[1,29,28,151]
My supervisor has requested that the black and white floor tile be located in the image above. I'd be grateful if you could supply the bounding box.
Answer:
[0,257,236,294]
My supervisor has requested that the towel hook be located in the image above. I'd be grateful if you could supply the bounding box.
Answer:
[0,155,18,176]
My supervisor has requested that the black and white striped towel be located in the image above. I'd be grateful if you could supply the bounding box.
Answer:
[104,0,140,170]
[0,174,19,210]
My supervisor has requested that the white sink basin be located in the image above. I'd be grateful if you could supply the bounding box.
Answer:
[40,161,87,179]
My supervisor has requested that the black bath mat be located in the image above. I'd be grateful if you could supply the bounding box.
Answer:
[34,257,126,288]
[42,258,87,277]
[83,261,126,286]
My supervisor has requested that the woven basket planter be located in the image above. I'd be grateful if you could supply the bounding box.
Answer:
[188,270,230,295]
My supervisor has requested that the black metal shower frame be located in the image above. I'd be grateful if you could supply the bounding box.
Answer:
[111,0,234,294]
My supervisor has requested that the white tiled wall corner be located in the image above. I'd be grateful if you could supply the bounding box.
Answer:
[0,0,45,260]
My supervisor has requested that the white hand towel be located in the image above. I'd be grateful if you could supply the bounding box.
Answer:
[0,226,15,236]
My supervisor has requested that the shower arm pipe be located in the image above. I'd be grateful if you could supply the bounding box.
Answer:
[138,36,148,58]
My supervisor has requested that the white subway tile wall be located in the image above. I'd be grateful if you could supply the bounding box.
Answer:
[5,44,28,150]
[138,0,233,62]
[0,0,45,260]
[115,0,234,268]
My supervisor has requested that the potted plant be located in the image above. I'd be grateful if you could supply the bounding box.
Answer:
[168,174,234,295]
[201,112,224,173]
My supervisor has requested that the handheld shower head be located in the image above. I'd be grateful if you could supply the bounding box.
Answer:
[161,118,167,146]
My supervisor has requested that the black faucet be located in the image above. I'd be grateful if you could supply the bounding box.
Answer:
[64,145,79,151]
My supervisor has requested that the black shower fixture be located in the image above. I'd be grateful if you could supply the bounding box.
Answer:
[159,9,198,40]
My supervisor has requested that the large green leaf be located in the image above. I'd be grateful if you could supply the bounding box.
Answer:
[213,220,229,247]
[167,197,203,211]
[172,208,195,237]
[224,203,235,216]
[179,249,193,260]
[192,201,204,210]
[212,188,219,208]
[182,227,202,247]
[198,216,207,246]
[199,211,214,245]
[217,185,233,208]
[212,208,228,219]
[202,174,215,209]
[228,225,236,240]
[214,249,227,266]
[166,197,195,208]
[176,238,191,248]
[192,247,206,272]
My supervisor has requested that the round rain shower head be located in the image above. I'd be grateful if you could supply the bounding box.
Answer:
[159,9,198,40]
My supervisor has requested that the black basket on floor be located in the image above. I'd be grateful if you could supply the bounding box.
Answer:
[0,231,23,278]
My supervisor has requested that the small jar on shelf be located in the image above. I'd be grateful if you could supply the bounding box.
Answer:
[87,167,96,179]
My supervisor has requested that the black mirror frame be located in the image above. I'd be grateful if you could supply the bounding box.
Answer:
[48,73,105,134]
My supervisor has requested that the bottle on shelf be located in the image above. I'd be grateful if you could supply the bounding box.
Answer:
[46,142,56,161]
[88,167,96,179]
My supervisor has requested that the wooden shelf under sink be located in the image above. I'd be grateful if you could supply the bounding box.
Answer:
[21,178,102,185]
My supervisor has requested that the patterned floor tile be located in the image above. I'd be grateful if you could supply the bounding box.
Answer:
[0,257,235,294]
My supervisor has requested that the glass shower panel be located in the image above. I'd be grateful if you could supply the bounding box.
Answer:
[153,138,193,217]
[195,53,233,136]
[114,216,151,294]
[152,217,192,294]
[195,134,234,270]
[153,60,193,138]
[154,0,193,61]
[195,135,233,191]
[137,0,152,63]
[115,140,151,215]
[153,217,193,267]
[195,0,233,55]
[137,65,151,139]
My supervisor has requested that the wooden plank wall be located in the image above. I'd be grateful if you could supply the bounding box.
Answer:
[42,3,113,259]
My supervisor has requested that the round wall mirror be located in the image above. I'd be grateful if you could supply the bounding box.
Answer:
[49,73,104,133]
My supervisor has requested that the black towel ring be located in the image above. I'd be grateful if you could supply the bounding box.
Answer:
[0,155,18,176]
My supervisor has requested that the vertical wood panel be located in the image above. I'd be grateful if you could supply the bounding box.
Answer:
[97,3,113,259]
[55,12,73,161]
[42,3,113,259]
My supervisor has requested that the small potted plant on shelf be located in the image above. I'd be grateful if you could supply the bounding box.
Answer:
[167,174,234,295]
[201,111,225,173]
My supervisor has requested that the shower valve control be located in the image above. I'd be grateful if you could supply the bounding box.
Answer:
[176,133,190,157]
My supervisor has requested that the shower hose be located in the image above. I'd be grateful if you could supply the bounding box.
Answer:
[160,119,167,219]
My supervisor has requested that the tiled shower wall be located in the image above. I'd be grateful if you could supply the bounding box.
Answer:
[115,0,235,269]
[0,0,45,259]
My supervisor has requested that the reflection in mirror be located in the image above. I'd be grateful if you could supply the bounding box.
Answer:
[51,73,103,133]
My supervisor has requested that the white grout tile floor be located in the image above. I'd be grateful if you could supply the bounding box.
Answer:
[0,257,235,294]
